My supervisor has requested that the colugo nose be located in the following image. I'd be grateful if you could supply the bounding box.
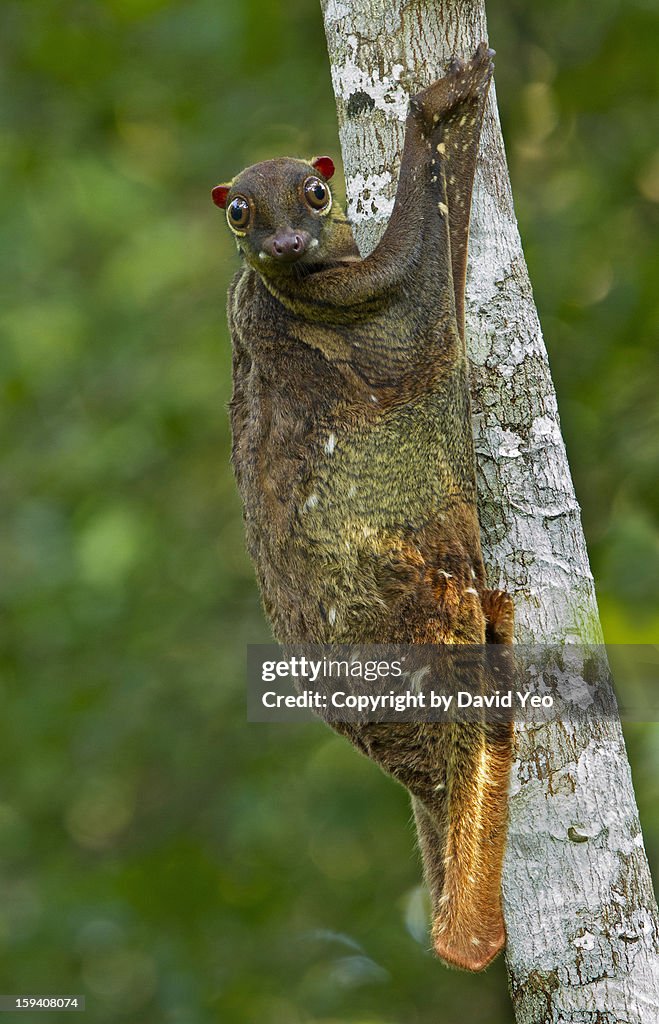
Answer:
[265,229,309,261]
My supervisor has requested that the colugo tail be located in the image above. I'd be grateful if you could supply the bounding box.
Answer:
[414,591,515,971]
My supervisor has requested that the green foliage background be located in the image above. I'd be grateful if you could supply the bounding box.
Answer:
[1,1,657,1021]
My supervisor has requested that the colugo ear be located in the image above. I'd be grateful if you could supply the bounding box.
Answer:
[311,156,335,181]
[211,184,231,209]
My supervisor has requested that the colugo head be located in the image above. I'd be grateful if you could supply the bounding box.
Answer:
[212,156,337,273]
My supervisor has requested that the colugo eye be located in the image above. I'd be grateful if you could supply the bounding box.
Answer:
[227,196,250,231]
[304,177,330,211]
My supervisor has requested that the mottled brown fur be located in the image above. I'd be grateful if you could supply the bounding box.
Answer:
[215,44,514,971]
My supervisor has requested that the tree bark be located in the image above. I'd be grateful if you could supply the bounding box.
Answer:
[319,1,659,1019]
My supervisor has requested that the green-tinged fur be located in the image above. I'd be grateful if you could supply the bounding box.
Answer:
[217,43,514,971]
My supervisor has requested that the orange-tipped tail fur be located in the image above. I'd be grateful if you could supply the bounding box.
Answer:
[416,590,515,971]
[432,721,511,970]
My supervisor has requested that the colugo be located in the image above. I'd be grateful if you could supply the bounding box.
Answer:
[212,42,514,971]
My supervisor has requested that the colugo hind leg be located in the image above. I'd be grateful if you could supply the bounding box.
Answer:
[482,588,515,644]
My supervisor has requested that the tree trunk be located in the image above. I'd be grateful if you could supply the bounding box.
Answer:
[319,0,659,1019]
